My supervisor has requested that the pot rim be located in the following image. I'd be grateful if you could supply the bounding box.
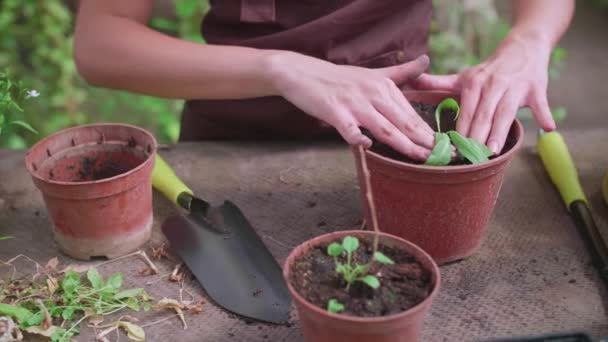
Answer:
[283,230,441,324]
[25,123,157,186]
[365,90,524,174]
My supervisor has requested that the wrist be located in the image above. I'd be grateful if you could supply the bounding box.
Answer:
[492,29,552,67]
[259,50,300,97]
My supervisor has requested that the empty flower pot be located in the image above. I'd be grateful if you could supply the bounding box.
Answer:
[284,230,440,342]
[353,91,524,264]
[25,123,157,260]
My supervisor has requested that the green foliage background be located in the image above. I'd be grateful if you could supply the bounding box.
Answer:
[0,0,208,149]
[0,0,575,149]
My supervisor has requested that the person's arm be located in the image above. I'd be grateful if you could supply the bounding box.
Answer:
[75,0,435,160]
[414,0,575,154]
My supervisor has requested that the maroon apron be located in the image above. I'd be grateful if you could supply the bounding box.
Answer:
[179,0,432,141]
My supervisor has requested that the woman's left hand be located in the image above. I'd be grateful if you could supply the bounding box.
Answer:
[413,34,556,155]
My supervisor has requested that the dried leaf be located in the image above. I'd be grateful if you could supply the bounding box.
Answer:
[169,273,184,282]
[23,325,60,338]
[187,303,203,314]
[138,267,155,276]
[35,299,52,330]
[117,322,145,341]
[46,276,58,295]
[150,244,170,260]
[45,257,59,272]
[154,298,186,329]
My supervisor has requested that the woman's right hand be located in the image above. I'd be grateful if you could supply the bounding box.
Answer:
[266,52,435,161]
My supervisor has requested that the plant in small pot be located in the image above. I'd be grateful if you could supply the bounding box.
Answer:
[353,91,524,264]
[284,147,440,342]
[25,123,157,260]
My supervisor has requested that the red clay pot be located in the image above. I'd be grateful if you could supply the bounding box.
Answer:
[353,91,524,264]
[284,230,440,342]
[25,124,157,260]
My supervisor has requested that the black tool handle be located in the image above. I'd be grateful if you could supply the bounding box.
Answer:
[570,200,608,282]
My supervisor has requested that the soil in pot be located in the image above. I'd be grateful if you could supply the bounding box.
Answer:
[38,143,148,182]
[290,236,432,317]
[366,102,517,165]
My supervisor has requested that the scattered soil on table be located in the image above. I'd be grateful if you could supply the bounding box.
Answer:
[290,236,432,317]
[366,101,517,165]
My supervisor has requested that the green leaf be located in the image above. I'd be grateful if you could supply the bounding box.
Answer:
[352,264,368,277]
[87,268,104,289]
[435,98,460,133]
[107,273,123,290]
[118,321,146,341]
[20,310,44,328]
[448,131,493,164]
[0,303,34,322]
[8,120,38,134]
[149,17,178,32]
[327,243,344,257]
[341,236,359,254]
[425,132,451,166]
[359,275,380,289]
[175,0,198,18]
[62,307,75,320]
[326,299,345,314]
[61,271,81,295]
[0,235,14,240]
[143,302,152,312]
[51,328,68,342]
[335,264,346,274]
[373,251,395,265]
[126,297,140,311]
[114,288,144,300]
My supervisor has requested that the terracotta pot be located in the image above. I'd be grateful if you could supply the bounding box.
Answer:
[284,230,440,342]
[353,91,524,264]
[25,124,157,260]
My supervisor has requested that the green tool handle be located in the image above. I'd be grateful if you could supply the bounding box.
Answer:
[537,131,587,208]
[152,154,193,207]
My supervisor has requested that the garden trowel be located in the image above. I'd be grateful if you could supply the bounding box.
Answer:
[537,130,608,286]
[152,155,291,324]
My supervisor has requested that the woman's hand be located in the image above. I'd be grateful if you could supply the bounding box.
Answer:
[413,34,556,155]
[267,53,435,161]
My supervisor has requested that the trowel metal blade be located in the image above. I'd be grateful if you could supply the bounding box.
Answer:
[161,201,292,324]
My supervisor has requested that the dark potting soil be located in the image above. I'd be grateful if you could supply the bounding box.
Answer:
[290,237,432,317]
[366,101,517,165]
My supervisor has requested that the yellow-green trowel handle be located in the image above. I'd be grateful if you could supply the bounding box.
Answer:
[152,154,193,206]
[537,130,588,208]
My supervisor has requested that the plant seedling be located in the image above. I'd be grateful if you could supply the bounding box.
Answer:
[0,71,38,138]
[327,236,394,292]
[425,98,493,166]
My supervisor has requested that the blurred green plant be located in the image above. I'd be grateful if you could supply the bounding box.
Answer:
[0,71,38,142]
[430,0,568,123]
[0,0,208,149]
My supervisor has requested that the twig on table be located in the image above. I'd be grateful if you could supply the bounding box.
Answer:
[169,263,184,282]
[357,145,380,253]
[145,273,171,285]
[95,250,158,274]
[140,314,180,328]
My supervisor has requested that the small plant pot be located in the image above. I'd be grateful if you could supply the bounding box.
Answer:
[25,123,157,260]
[284,230,440,342]
[353,91,524,264]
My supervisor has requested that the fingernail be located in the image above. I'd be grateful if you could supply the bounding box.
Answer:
[417,54,430,67]
[488,141,499,155]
